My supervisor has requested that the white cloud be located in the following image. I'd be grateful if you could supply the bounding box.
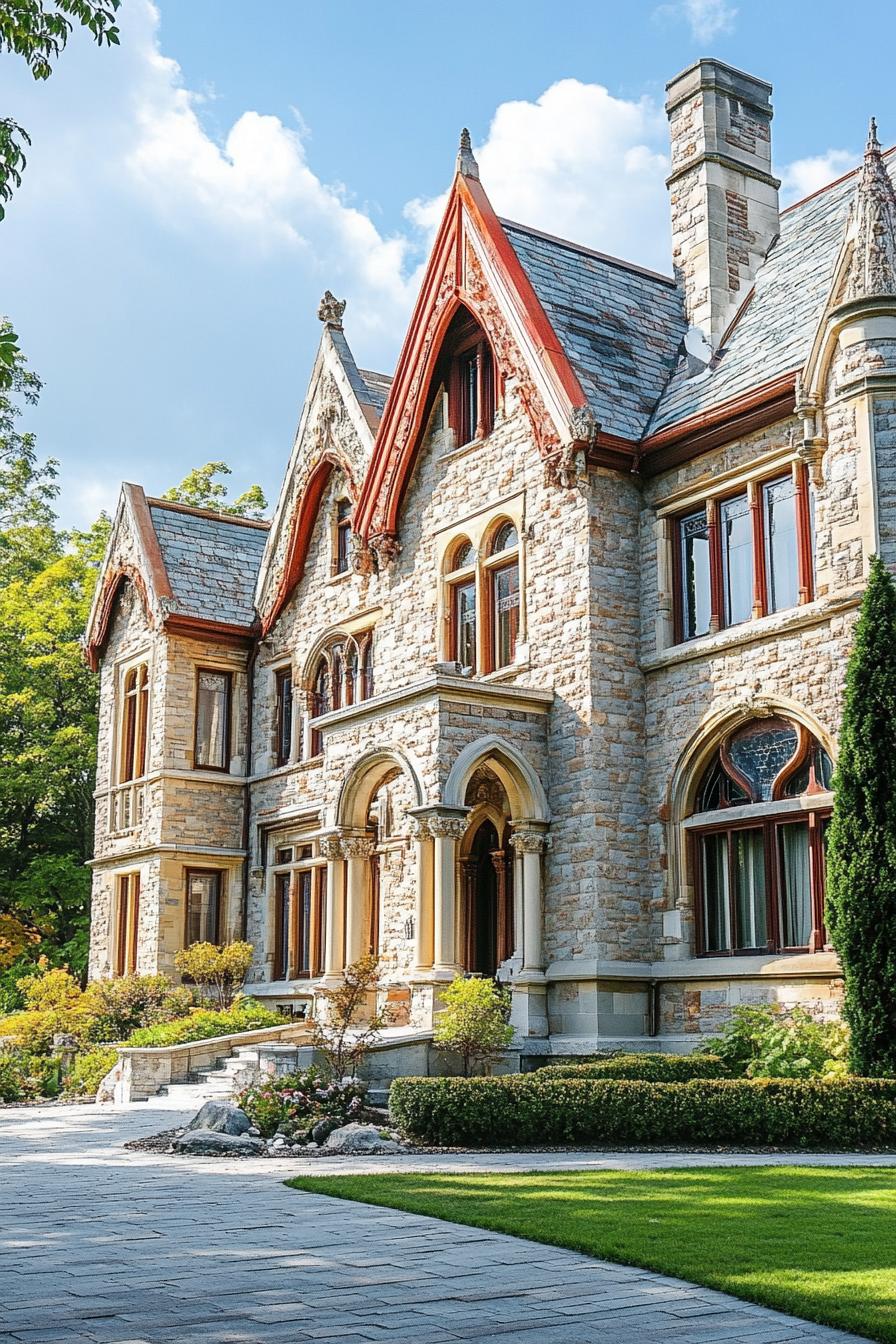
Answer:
[675,0,738,41]
[407,79,672,274]
[779,149,857,206]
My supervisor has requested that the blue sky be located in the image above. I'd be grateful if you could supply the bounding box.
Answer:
[0,0,891,527]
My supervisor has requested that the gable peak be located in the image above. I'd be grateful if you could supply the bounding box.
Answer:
[843,116,896,302]
[318,289,346,329]
[456,128,480,180]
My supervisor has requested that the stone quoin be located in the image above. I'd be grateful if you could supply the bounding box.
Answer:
[84,57,896,1056]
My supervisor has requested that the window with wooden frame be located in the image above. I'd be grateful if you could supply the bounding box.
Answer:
[334,498,352,576]
[194,668,232,770]
[672,465,815,644]
[119,663,149,782]
[688,717,833,956]
[184,869,223,947]
[307,632,374,757]
[272,846,322,980]
[445,536,477,672]
[439,308,495,448]
[484,521,520,671]
[274,667,293,767]
[115,872,141,975]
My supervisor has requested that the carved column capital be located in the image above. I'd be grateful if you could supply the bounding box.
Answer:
[320,833,344,861]
[407,816,432,841]
[427,814,468,842]
[340,834,375,860]
[509,828,550,854]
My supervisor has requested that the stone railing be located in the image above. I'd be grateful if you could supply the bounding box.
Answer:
[99,1020,312,1105]
[108,781,146,835]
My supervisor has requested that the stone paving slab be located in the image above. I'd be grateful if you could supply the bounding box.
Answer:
[0,1100,876,1344]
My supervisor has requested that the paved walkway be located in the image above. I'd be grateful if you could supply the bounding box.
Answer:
[0,1099,880,1344]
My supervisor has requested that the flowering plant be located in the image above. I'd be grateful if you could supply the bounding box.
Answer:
[237,1066,368,1139]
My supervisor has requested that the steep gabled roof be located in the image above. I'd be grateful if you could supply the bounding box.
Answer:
[646,149,896,440]
[502,221,686,441]
[146,499,268,628]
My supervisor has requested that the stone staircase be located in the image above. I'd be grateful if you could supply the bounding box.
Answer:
[157,1044,269,1107]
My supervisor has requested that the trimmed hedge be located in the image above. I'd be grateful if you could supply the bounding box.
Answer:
[541,1052,729,1082]
[389,1075,896,1149]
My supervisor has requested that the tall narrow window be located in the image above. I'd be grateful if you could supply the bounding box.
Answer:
[273,872,291,980]
[700,833,730,954]
[185,870,222,946]
[460,350,479,446]
[360,638,374,700]
[275,667,293,767]
[335,499,352,575]
[487,522,520,670]
[310,657,330,757]
[732,828,768,950]
[453,580,477,672]
[678,510,711,640]
[720,493,752,626]
[763,476,799,614]
[115,873,141,975]
[194,669,231,770]
[296,869,313,977]
[120,664,149,782]
[331,646,344,711]
[778,820,812,948]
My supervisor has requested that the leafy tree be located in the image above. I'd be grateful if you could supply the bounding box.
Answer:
[433,975,514,1076]
[0,0,120,222]
[162,461,268,520]
[174,940,253,1009]
[827,555,896,1076]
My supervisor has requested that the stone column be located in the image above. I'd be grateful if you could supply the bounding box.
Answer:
[319,833,346,987]
[428,812,468,979]
[508,827,550,1037]
[408,816,434,975]
[341,834,374,966]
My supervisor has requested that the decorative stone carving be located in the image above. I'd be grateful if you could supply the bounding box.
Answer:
[340,835,375,860]
[350,532,376,575]
[427,814,468,842]
[368,532,402,567]
[568,405,600,445]
[318,290,347,328]
[407,816,432,841]
[794,377,827,489]
[844,119,896,302]
[320,834,344,861]
[464,767,506,808]
[509,828,549,854]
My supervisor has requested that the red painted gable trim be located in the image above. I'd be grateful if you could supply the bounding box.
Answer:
[353,172,588,543]
[85,566,155,671]
[261,451,357,636]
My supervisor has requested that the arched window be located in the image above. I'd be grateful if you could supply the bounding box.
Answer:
[306,632,375,757]
[688,717,833,956]
[485,520,520,671]
[445,536,477,673]
[120,663,149,782]
[438,308,496,447]
[331,645,344,712]
[334,499,352,575]
[310,657,330,757]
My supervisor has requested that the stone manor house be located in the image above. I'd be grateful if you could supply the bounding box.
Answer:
[84,57,896,1053]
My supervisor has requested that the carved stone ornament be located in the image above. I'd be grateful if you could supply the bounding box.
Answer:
[456,128,480,181]
[544,443,585,491]
[368,532,402,567]
[320,834,344,861]
[844,118,896,302]
[568,405,600,445]
[406,816,431,841]
[340,835,375,860]
[509,828,549,854]
[318,290,347,328]
[427,814,469,841]
[350,532,376,575]
[465,767,506,809]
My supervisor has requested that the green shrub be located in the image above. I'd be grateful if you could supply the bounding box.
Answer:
[389,1074,896,1149]
[81,975,195,1043]
[542,1053,729,1082]
[237,1067,367,1139]
[0,1050,62,1103]
[124,998,285,1048]
[174,941,253,1009]
[433,975,514,1076]
[703,1005,850,1079]
[64,1047,119,1098]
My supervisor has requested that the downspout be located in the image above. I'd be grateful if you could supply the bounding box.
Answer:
[647,979,661,1038]
[240,637,260,942]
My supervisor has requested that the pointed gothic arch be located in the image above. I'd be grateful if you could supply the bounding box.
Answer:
[443,734,550,822]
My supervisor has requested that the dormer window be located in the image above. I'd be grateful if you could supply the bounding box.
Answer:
[440,308,495,448]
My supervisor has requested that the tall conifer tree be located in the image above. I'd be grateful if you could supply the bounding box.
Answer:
[827,554,896,1075]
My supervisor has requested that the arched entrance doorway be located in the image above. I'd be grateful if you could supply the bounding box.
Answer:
[460,768,515,977]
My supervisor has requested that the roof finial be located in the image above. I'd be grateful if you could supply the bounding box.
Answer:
[318,290,346,328]
[867,116,881,156]
[456,128,480,180]
[843,118,896,302]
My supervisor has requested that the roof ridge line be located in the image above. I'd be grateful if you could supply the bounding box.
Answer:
[146,496,270,530]
[780,142,896,217]
[498,217,678,288]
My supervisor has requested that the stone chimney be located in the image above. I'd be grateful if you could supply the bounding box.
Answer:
[666,59,780,351]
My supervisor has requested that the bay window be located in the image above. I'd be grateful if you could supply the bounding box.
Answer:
[673,465,815,643]
[689,716,832,956]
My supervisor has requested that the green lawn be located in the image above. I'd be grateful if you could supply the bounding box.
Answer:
[287,1167,896,1342]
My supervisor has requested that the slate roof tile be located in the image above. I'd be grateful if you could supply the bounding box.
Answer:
[148,503,267,627]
